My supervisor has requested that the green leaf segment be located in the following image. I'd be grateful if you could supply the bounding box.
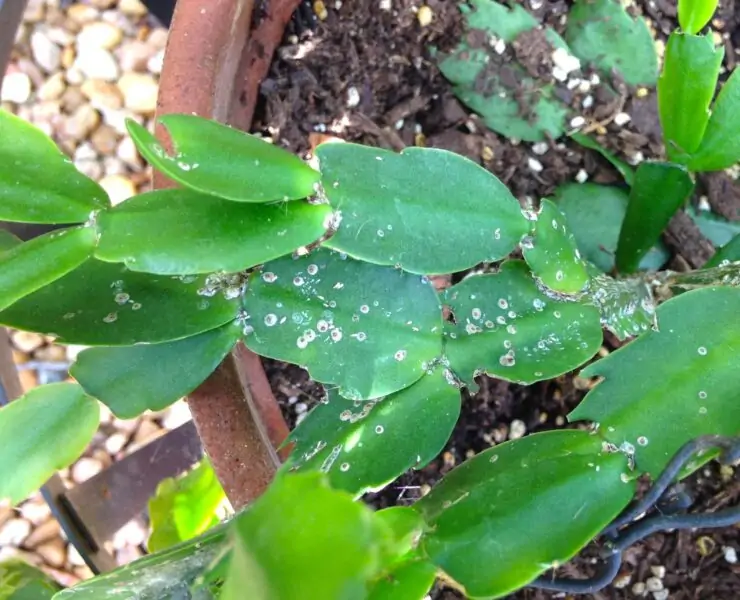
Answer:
[1,109,738,599]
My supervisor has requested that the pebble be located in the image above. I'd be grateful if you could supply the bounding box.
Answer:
[35,344,68,362]
[632,582,646,596]
[652,591,669,600]
[724,545,738,564]
[91,124,119,154]
[99,174,136,205]
[111,519,147,550]
[645,576,664,592]
[30,30,62,73]
[162,401,192,430]
[147,49,164,75]
[119,0,149,17]
[67,3,100,25]
[75,158,103,180]
[36,540,67,568]
[117,135,143,168]
[80,79,123,110]
[75,47,119,80]
[509,419,526,440]
[575,168,588,183]
[531,141,548,155]
[650,565,666,579]
[118,72,158,114]
[104,432,128,455]
[527,157,543,172]
[0,518,31,546]
[61,104,100,141]
[116,545,143,565]
[147,28,168,49]
[18,498,51,526]
[1,72,32,104]
[71,457,104,483]
[12,330,45,353]
[66,544,86,567]
[77,21,123,51]
[614,112,631,127]
[24,519,60,548]
[417,5,433,26]
[36,72,66,101]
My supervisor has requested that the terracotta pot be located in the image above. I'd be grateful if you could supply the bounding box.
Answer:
[154,0,301,510]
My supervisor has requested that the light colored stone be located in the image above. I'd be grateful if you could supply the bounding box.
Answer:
[31,30,62,73]
[119,0,149,17]
[23,519,60,548]
[80,79,123,110]
[18,498,50,526]
[74,142,98,162]
[105,432,128,454]
[64,65,85,86]
[12,330,45,353]
[90,0,117,8]
[46,26,75,47]
[0,518,31,546]
[67,4,100,25]
[147,49,164,75]
[112,519,147,550]
[118,72,158,115]
[1,72,32,104]
[103,156,127,176]
[161,401,192,430]
[71,457,104,483]
[37,72,66,101]
[147,28,168,49]
[77,21,123,51]
[61,104,100,141]
[116,545,143,565]
[35,344,67,362]
[117,40,156,72]
[75,47,119,81]
[60,86,86,112]
[99,174,136,205]
[66,543,86,566]
[61,45,76,69]
[36,539,67,568]
[91,125,119,155]
[117,136,143,168]
[0,506,13,528]
[99,107,142,135]
[23,0,45,23]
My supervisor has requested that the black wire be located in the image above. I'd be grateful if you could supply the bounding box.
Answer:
[528,435,740,595]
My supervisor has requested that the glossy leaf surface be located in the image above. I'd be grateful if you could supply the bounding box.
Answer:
[96,189,332,274]
[552,183,670,273]
[127,115,319,202]
[367,560,437,600]
[658,33,723,159]
[70,323,240,418]
[0,227,96,311]
[415,430,634,598]
[54,524,228,599]
[284,371,460,497]
[565,0,658,86]
[244,249,443,400]
[438,0,571,141]
[444,261,602,386]
[705,234,740,268]
[678,0,719,34]
[225,473,388,600]
[148,458,227,553]
[318,143,527,274]
[0,259,239,345]
[585,274,657,340]
[688,70,740,171]
[0,559,60,599]
[616,162,694,273]
[0,110,108,223]
[570,133,635,186]
[521,200,590,294]
[571,287,740,477]
[0,383,98,505]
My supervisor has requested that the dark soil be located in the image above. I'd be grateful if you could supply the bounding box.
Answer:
[257,1,740,598]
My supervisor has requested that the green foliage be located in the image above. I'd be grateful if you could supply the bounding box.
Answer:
[565,0,658,86]
[96,189,332,275]
[571,287,740,477]
[54,524,229,599]
[148,458,227,553]
[70,323,240,419]
[224,473,396,600]
[0,383,98,504]
[616,162,695,273]
[317,143,528,274]
[678,0,719,34]
[244,249,442,400]
[520,200,591,294]
[687,206,740,248]
[551,183,669,273]
[705,234,740,268]
[686,69,740,171]
[438,0,570,141]
[0,559,60,599]
[658,33,723,160]
[283,371,460,497]
[126,115,320,203]
[443,261,603,386]
[0,110,108,224]
[0,226,96,311]
[366,560,436,600]
[415,430,634,598]
[0,230,21,253]
[0,259,240,345]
